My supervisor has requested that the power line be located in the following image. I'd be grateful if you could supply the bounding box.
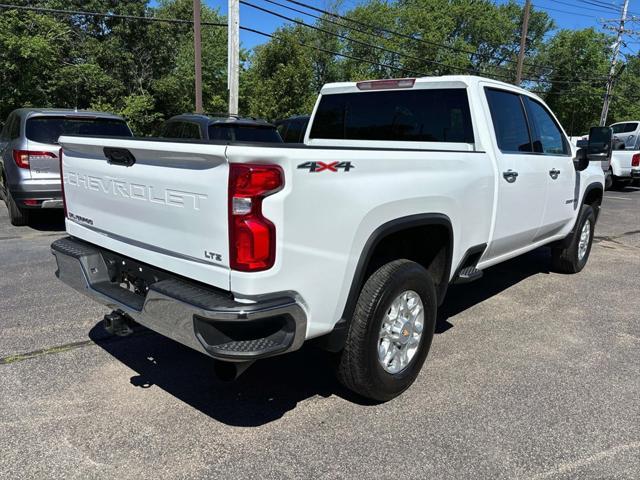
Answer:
[252,0,609,85]
[0,3,227,26]
[240,25,427,76]
[279,0,554,72]
[546,0,619,14]
[0,2,609,88]
[241,0,496,78]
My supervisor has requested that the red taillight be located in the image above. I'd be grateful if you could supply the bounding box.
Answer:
[228,164,283,272]
[356,78,416,90]
[632,153,640,167]
[59,148,67,218]
[12,150,56,169]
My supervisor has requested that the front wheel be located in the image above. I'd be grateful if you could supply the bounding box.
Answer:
[336,259,437,402]
[551,204,596,274]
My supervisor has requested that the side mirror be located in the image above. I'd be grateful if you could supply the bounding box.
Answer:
[574,148,589,171]
[587,126,613,161]
[576,139,588,148]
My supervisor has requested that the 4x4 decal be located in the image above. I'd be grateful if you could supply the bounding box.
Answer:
[297,161,354,172]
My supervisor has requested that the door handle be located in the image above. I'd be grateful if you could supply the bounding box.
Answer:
[549,168,560,179]
[503,170,518,183]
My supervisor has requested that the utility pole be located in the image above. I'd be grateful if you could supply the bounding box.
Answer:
[600,0,629,126]
[228,0,240,115]
[515,0,531,85]
[193,0,203,113]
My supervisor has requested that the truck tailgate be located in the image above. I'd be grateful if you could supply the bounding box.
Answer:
[58,136,230,290]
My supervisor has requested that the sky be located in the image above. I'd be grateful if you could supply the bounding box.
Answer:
[154,0,637,55]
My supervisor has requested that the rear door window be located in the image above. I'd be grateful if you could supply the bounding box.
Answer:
[26,117,132,144]
[485,88,532,153]
[309,88,474,143]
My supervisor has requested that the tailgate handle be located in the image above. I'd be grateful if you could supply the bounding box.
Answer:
[104,147,136,167]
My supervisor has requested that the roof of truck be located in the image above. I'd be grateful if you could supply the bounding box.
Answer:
[320,75,542,100]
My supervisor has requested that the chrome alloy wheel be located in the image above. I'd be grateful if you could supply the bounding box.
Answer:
[578,219,591,261]
[377,290,424,374]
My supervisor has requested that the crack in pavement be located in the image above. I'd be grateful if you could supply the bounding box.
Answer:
[0,331,149,365]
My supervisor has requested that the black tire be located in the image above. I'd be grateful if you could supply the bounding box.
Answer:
[551,204,595,274]
[336,259,437,402]
[604,169,613,190]
[5,188,29,226]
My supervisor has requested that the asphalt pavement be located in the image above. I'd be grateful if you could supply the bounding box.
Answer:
[0,186,638,479]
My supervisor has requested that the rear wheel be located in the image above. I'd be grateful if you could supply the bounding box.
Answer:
[336,259,437,402]
[551,204,595,274]
[604,169,613,190]
[5,188,29,226]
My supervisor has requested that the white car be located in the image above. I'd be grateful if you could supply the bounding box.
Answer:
[51,76,606,401]
[609,121,640,187]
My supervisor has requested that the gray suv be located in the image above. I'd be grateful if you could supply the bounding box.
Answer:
[0,109,132,225]
[159,114,282,143]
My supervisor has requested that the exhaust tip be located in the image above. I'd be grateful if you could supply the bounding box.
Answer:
[213,360,254,381]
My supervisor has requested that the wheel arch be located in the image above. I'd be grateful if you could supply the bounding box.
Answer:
[319,213,453,351]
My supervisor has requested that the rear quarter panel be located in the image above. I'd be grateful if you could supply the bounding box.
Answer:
[226,145,495,339]
[611,150,634,177]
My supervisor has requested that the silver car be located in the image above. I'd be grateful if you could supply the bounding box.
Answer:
[0,109,132,225]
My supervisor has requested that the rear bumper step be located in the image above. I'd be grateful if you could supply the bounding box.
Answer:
[51,237,307,361]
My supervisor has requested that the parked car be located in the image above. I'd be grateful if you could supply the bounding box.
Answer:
[159,114,282,143]
[52,76,606,401]
[610,121,640,149]
[275,115,310,143]
[0,109,132,226]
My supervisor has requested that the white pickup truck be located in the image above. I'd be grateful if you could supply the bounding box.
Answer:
[51,76,607,401]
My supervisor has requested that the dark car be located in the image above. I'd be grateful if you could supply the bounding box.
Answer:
[159,114,282,143]
[0,109,132,226]
[275,115,310,143]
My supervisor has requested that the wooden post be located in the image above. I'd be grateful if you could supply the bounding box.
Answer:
[228,0,240,115]
[515,0,531,85]
[194,0,203,113]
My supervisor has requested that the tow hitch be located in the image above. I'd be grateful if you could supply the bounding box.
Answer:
[103,310,136,336]
[213,360,255,381]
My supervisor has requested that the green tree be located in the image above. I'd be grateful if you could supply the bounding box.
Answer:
[535,28,610,135]
[0,10,71,119]
[244,26,319,120]
[609,55,640,124]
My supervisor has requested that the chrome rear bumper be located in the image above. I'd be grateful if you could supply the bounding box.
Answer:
[51,237,307,361]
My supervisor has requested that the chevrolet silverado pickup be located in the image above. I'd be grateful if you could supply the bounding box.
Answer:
[51,76,608,401]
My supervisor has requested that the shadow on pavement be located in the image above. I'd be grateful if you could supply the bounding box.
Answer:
[27,210,66,232]
[89,324,368,427]
[89,247,551,426]
[436,247,550,333]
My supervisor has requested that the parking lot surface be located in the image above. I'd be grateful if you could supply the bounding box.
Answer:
[1,187,639,479]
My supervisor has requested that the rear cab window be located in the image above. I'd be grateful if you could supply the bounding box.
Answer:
[26,117,132,144]
[308,86,475,148]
